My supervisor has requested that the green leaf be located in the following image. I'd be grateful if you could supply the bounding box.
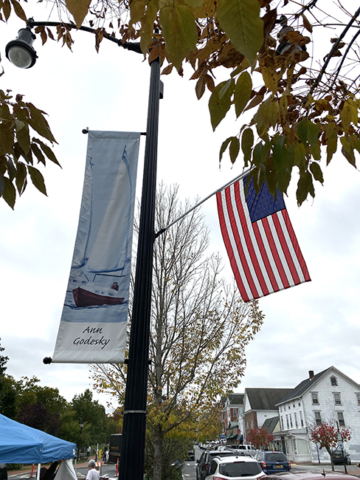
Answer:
[229,137,240,164]
[140,0,158,54]
[27,103,57,143]
[160,4,198,70]
[16,122,31,154]
[2,177,16,209]
[340,137,356,167]
[10,0,27,22]
[31,143,46,165]
[209,80,233,131]
[28,165,47,196]
[234,71,252,118]
[219,137,232,162]
[217,0,263,64]
[310,162,324,183]
[33,138,61,167]
[241,128,254,166]
[296,171,314,206]
[65,0,91,28]
[294,142,306,171]
[15,162,27,195]
[297,118,308,145]
[0,124,14,155]
[307,121,319,148]
[184,0,203,7]
[326,132,337,165]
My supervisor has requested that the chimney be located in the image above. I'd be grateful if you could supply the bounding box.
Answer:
[309,370,314,380]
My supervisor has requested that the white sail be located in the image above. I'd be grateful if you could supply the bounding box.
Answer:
[87,147,132,273]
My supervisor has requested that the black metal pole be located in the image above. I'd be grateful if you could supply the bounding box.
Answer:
[118,57,161,480]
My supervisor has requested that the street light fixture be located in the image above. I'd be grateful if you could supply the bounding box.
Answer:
[5,26,37,68]
[6,19,162,480]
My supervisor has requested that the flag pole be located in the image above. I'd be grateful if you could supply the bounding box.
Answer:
[155,167,253,238]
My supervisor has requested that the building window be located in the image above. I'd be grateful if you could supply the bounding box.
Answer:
[300,411,304,427]
[356,393,360,406]
[234,409,238,418]
[334,393,342,406]
[314,411,322,426]
[289,414,293,428]
[288,405,291,410]
[293,404,295,408]
[281,417,284,430]
[312,393,319,405]
[337,412,345,426]
[286,415,289,429]
[294,412,298,428]
[298,402,301,407]
[330,376,338,386]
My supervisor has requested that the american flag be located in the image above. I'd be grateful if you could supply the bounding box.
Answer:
[216,176,311,302]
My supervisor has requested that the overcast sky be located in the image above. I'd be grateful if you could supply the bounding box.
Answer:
[1,2,359,411]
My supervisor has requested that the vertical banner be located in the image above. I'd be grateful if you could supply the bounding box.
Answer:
[52,131,140,363]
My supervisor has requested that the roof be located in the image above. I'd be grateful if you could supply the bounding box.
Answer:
[276,368,331,405]
[246,388,293,411]
[262,416,279,433]
[228,393,244,405]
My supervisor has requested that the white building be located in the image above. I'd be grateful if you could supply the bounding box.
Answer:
[275,367,360,463]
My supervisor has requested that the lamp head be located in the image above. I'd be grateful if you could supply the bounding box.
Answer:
[6,27,37,69]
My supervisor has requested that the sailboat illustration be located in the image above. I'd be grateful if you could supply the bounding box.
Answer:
[70,145,134,308]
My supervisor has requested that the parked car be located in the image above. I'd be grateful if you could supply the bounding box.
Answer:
[237,445,257,456]
[255,451,291,475]
[205,453,267,480]
[331,449,351,465]
[188,449,195,461]
[0,465,7,480]
[197,450,253,480]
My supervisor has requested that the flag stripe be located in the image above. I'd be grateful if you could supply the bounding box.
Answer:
[275,211,302,284]
[224,187,257,299]
[269,213,296,287]
[228,183,265,298]
[236,181,272,295]
[252,221,280,292]
[217,190,251,301]
[261,216,290,289]
[281,209,311,281]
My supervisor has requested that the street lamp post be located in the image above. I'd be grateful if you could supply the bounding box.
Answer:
[6,21,162,480]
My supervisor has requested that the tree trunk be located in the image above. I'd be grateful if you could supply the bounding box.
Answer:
[326,447,334,471]
[153,424,163,480]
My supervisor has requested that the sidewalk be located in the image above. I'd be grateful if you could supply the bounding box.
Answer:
[291,462,360,477]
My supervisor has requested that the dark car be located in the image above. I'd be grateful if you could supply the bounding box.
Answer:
[188,449,195,461]
[196,450,252,480]
[332,448,351,465]
[255,451,291,475]
[0,464,7,480]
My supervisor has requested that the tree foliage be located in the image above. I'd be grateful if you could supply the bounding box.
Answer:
[1,0,360,208]
[246,426,274,449]
[309,420,351,470]
[91,183,264,480]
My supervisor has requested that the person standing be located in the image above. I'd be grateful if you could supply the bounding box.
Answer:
[87,446,91,459]
[86,460,99,480]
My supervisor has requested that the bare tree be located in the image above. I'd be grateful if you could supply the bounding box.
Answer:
[92,183,264,480]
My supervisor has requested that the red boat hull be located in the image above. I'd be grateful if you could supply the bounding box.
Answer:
[73,287,125,307]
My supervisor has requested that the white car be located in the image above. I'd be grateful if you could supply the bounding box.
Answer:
[205,453,267,480]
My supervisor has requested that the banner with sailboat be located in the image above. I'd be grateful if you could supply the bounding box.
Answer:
[52,131,140,363]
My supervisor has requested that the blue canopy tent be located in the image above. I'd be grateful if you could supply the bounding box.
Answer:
[0,414,77,464]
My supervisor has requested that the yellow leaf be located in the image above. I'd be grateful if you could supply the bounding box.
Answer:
[259,54,278,94]
[234,71,252,117]
[129,0,146,25]
[160,4,197,70]
[65,0,91,28]
[340,99,357,133]
[217,0,263,65]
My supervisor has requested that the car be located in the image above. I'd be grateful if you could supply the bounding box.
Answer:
[188,449,195,461]
[205,453,267,480]
[196,450,253,480]
[237,445,257,456]
[331,448,351,465]
[255,451,291,475]
[0,464,7,480]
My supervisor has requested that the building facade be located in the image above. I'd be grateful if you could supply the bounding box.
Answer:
[275,367,360,463]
